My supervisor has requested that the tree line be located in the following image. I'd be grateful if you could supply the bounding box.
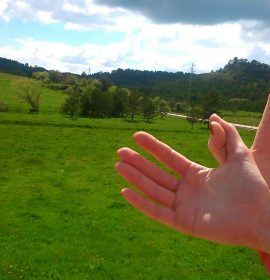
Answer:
[1,56,270,113]
[62,78,170,122]
[91,58,270,112]
[1,56,269,121]
[0,63,224,125]
[23,70,222,124]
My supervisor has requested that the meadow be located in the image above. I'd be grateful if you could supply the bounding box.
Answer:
[0,72,268,279]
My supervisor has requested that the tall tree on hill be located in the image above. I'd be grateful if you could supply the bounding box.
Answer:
[201,90,221,126]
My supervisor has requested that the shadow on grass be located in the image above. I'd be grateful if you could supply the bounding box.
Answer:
[122,118,155,124]
[122,118,141,124]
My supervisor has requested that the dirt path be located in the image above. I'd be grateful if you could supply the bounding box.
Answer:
[167,113,258,131]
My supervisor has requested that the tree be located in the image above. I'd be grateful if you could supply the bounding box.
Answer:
[98,76,112,91]
[153,97,170,118]
[175,101,184,113]
[62,73,78,85]
[111,87,129,118]
[89,86,113,117]
[17,80,42,113]
[81,71,87,78]
[62,85,82,117]
[32,71,50,84]
[201,90,221,126]
[80,85,93,116]
[48,70,62,83]
[186,104,203,129]
[128,91,139,121]
[142,92,156,122]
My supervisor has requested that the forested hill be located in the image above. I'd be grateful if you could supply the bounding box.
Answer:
[0,57,46,77]
[91,58,270,108]
[1,56,270,111]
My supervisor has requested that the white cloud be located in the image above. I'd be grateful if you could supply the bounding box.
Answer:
[0,0,11,20]
[0,0,270,73]
[1,21,263,74]
[64,22,89,31]
[36,11,58,24]
[63,3,83,14]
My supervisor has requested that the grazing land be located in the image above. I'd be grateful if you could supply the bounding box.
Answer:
[0,72,268,279]
[222,110,262,127]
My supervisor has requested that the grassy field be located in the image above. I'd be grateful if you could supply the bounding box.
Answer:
[0,73,268,279]
[222,111,262,127]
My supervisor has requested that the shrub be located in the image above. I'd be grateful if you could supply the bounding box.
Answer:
[0,101,9,112]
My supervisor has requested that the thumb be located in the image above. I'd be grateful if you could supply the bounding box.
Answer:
[209,114,249,162]
[208,121,226,164]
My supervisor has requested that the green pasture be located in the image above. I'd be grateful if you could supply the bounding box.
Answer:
[222,111,262,127]
[0,73,268,279]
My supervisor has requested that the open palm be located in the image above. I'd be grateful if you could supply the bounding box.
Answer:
[116,120,270,252]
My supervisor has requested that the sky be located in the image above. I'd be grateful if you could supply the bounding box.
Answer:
[0,0,270,74]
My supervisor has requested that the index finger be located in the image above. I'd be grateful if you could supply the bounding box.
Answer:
[133,131,206,178]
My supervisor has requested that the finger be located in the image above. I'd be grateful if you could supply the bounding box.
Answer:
[116,162,175,208]
[252,94,270,149]
[209,114,249,161]
[121,188,176,228]
[208,121,227,164]
[133,131,206,178]
[117,147,179,191]
[259,94,270,127]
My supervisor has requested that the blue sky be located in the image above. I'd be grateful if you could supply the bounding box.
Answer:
[0,0,270,74]
[1,20,125,46]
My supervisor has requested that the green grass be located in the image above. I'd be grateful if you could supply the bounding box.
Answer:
[0,72,65,113]
[0,73,268,279]
[222,111,262,127]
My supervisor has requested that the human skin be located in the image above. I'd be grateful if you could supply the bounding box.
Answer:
[208,96,270,252]
[115,96,270,253]
[209,96,270,187]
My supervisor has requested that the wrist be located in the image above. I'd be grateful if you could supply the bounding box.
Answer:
[254,201,270,254]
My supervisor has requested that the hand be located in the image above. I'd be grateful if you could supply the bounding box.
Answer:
[250,95,270,185]
[209,95,270,187]
[115,124,270,253]
[208,95,270,257]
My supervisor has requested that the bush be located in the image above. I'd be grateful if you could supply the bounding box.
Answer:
[0,101,9,112]
[16,80,42,113]
[47,83,69,91]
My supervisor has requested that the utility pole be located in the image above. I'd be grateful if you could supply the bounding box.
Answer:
[188,63,195,100]
[187,63,197,129]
